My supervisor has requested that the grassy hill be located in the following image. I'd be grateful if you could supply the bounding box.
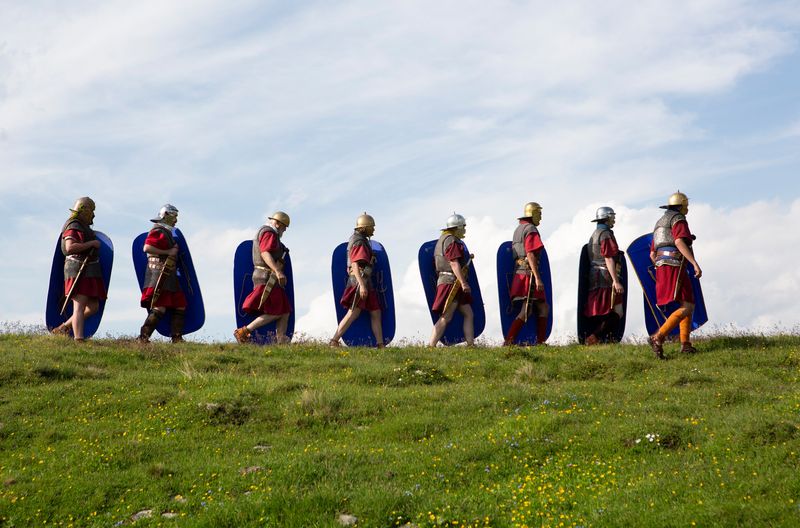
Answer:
[0,334,798,527]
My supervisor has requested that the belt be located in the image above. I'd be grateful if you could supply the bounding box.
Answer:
[656,248,681,259]
[66,255,99,264]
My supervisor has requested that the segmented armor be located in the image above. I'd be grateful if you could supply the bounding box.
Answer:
[653,210,688,267]
[346,230,374,287]
[512,222,538,272]
[252,225,285,285]
[434,233,462,286]
[61,219,102,280]
[586,225,617,290]
[143,226,178,290]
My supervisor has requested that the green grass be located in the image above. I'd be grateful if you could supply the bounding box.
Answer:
[0,334,799,527]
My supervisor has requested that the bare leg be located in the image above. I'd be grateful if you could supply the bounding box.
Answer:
[71,294,89,340]
[58,299,99,334]
[331,307,363,344]
[369,310,384,346]
[459,304,474,346]
[275,313,290,344]
[429,302,459,347]
[247,313,280,332]
[516,301,530,320]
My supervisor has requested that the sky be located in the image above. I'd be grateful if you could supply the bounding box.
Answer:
[1,0,799,343]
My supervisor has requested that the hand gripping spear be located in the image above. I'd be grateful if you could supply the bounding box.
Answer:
[441,254,474,315]
[60,249,95,315]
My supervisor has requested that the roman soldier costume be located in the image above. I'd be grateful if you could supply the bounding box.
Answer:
[651,208,694,306]
[648,192,702,358]
[234,211,292,344]
[431,214,472,313]
[504,202,549,345]
[584,207,624,345]
[241,223,291,316]
[330,213,385,348]
[138,204,187,343]
[50,197,107,340]
[61,198,106,301]
[339,214,381,312]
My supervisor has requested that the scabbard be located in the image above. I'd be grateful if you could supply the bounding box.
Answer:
[523,271,534,323]
[258,273,278,310]
[672,255,686,302]
[150,256,176,310]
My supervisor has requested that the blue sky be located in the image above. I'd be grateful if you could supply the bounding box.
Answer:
[1,0,799,342]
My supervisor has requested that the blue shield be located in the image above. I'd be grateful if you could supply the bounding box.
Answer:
[132,228,205,337]
[232,241,295,344]
[576,245,628,343]
[418,239,485,345]
[496,241,553,345]
[626,233,708,336]
[331,240,396,346]
[46,231,114,338]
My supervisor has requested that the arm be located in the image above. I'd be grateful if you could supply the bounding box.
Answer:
[261,250,287,286]
[449,259,471,293]
[65,238,100,254]
[675,238,702,278]
[353,262,368,299]
[604,256,624,293]
[144,243,178,257]
[527,250,543,292]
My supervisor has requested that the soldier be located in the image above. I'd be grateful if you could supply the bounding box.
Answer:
[51,197,106,341]
[137,205,187,343]
[330,213,384,347]
[429,213,474,346]
[234,212,292,344]
[583,207,625,345]
[647,192,702,359]
[503,202,550,345]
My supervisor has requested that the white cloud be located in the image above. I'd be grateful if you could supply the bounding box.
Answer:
[1,1,799,341]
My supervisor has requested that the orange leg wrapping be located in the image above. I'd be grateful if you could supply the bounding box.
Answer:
[679,315,692,344]
[656,310,684,339]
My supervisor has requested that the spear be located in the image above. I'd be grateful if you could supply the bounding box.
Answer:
[60,250,94,315]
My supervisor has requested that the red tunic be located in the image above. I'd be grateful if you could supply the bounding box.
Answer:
[140,229,187,309]
[509,224,546,301]
[652,220,695,306]
[584,237,623,317]
[242,230,291,315]
[62,228,107,300]
[340,243,381,311]
[432,238,473,313]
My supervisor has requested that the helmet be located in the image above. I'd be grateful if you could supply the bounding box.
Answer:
[661,191,689,210]
[69,197,95,213]
[150,204,179,224]
[445,213,466,230]
[269,211,291,228]
[519,202,542,219]
[592,206,615,223]
[356,212,375,229]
